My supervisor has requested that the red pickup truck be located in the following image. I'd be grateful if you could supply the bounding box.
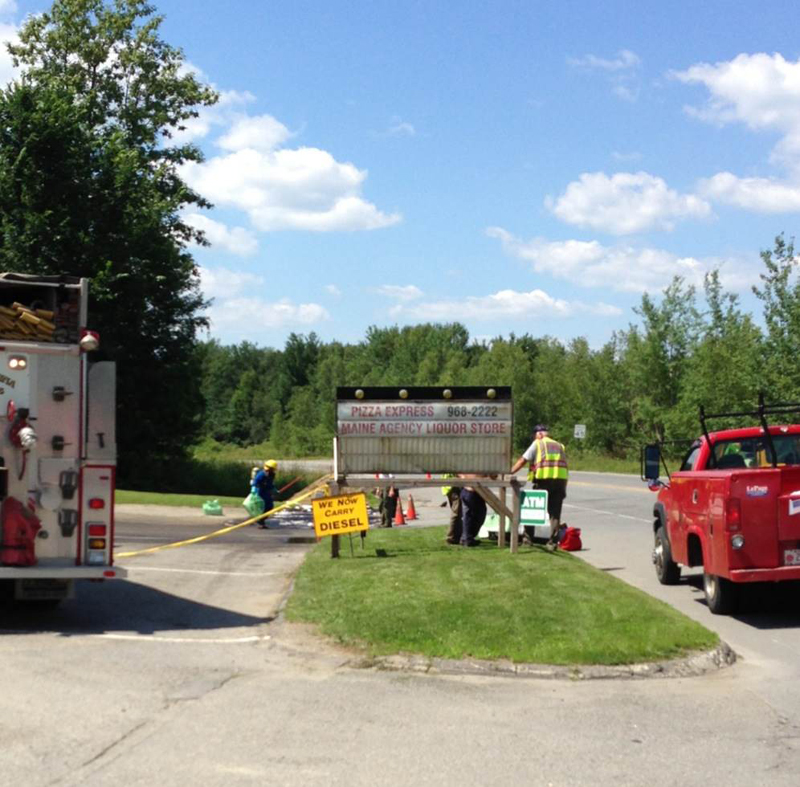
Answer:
[643,403,800,614]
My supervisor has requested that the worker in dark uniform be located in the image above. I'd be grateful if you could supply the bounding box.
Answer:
[442,474,463,544]
[459,474,488,547]
[376,474,398,528]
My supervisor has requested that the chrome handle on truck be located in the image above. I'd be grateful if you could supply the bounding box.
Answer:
[692,489,699,504]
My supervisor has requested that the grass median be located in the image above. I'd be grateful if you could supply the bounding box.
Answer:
[116,490,246,507]
[285,526,717,666]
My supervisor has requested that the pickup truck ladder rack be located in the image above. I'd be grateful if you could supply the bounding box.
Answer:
[699,394,800,469]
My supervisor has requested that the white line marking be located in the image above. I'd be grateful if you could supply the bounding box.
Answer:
[0,631,271,643]
[92,633,270,644]
[564,502,650,523]
[125,566,277,577]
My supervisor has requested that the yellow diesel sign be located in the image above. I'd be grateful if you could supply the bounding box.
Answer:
[312,492,369,538]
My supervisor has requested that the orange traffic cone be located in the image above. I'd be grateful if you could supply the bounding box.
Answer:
[405,494,418,521]
[394,495,406,526]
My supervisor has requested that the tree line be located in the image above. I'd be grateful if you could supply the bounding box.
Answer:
[198,236,798,459]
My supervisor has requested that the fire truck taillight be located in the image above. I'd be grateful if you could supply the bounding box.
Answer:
[8,355,27,369]
[88,538,107,550]
[88,498,105,510]
[725,498,742,532]
[88,524,106,536]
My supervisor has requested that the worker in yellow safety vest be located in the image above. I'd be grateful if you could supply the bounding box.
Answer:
[510,424,569,550]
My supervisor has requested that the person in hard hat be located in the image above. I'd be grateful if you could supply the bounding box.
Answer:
[253,460,278,528]
[511,425,568,551]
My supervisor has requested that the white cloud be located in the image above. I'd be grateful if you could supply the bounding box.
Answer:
[612,151,642,163]
[568,50,641,101]
[673,53,800,171]
[376,284,423,301]
[199,266,263,299]
[170,85,256,144]
[210,297,330,330]
[183,213,258,256]
[181,147,401,232]
[385,119,416,137]
[568,50,640,72]
[0,22,19,85]
[698,172,800,212]
[218,115,292,152]
[486,227,755,293]
[324,284,341,296]
[199,266,329,329]
[391,288,621,322]
[612,84,639,102]
[547,171,712,234]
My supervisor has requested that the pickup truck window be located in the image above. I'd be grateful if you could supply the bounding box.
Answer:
[711,435,800,468]
[680,446,700,471]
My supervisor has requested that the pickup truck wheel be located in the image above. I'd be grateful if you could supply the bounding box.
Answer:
[654,526,680,585]
[703,573,737,615]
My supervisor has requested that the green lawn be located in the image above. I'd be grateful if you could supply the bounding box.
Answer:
[116,489,245,507]
[285,526,717,666]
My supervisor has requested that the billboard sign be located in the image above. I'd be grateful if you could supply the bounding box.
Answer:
[336,386,512,475]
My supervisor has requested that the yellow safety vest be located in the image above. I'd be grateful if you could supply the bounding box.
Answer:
[441,474,456,495]
[528,438,569,481]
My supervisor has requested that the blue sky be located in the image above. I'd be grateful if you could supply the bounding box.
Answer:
[6,0,800,349]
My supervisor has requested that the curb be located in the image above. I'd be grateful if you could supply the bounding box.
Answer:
[347,641,737,681]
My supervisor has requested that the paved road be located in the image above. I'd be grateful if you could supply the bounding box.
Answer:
[2,473,800,786]
[566,471,800,722]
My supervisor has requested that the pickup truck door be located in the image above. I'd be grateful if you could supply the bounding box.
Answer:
[663,474,695,565]
[666,446,701,565]
[683,476,709,565]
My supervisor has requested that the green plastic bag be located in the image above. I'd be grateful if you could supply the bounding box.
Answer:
[203,499,223,516]
[243,491,265,518]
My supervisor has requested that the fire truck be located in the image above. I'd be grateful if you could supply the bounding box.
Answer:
[0,273,124,603]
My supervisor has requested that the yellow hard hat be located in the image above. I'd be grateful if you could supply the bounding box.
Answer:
[264,459,278,470]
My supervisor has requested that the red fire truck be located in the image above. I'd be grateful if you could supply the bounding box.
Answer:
[643,398,800,614]
[0,273,124,604]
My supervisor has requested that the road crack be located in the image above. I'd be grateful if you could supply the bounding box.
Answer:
[49,670,247,786]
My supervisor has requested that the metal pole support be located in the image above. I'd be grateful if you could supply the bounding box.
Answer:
[510,478,521,554]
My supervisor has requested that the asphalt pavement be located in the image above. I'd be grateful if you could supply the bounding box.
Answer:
[2,471,800,786]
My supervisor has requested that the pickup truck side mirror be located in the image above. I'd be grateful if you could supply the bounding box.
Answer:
[642,444,662,482]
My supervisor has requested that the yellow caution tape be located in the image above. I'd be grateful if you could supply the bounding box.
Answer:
[117,475,332,559]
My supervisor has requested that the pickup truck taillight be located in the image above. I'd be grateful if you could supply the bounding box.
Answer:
[725,498,742,532]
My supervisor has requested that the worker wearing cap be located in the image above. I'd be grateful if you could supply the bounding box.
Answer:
[253,460,278,528]
[511,425,568,550]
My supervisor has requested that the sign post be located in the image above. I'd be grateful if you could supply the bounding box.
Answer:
[573,424,586,440]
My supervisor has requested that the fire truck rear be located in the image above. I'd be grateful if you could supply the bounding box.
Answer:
[0,273,125,603]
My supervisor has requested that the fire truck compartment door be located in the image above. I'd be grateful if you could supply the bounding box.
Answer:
[86,362,115,460]
[38,457,78,486]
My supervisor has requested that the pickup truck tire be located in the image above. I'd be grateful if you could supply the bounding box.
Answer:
[654,526,681,585]
[703,573,738,615]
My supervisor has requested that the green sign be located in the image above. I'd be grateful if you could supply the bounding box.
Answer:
[519,490,548,527]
